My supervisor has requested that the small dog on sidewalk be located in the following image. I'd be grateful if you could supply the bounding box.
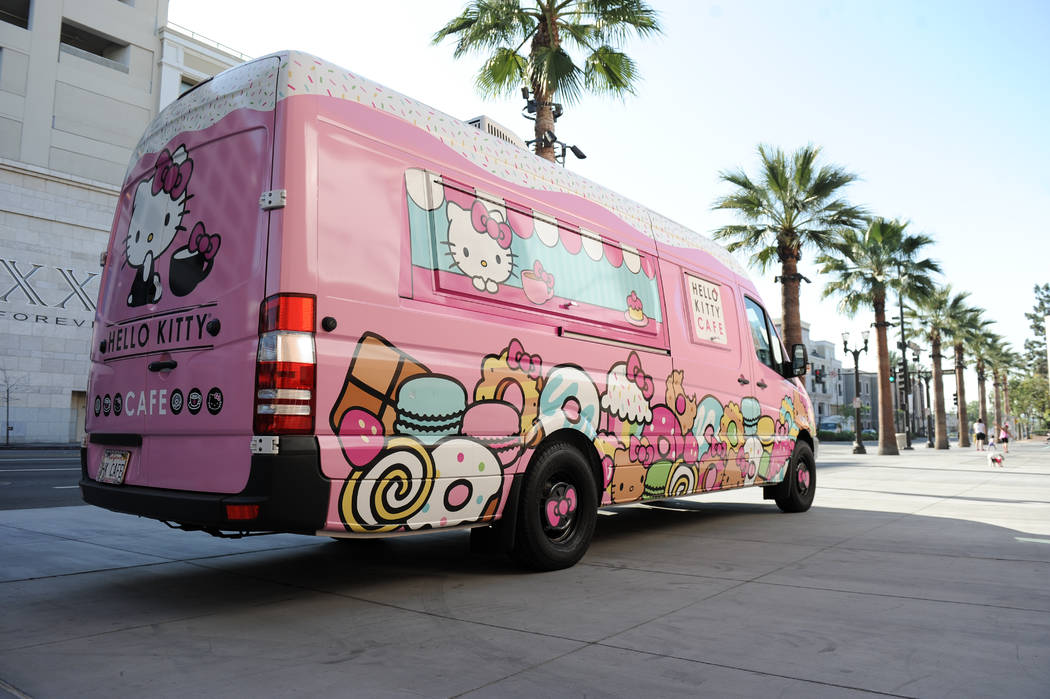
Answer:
[987,439,1005,468]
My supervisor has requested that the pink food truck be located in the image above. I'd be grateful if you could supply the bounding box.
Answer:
[81,51,816,570]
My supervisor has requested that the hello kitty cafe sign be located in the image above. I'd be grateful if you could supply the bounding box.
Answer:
[687,273,727,345]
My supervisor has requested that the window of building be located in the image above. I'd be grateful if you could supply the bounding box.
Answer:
[179,77,198,95]
[59,20,130,71]
[0,0,30,29]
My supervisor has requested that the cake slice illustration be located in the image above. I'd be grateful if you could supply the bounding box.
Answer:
[625,290,647,326]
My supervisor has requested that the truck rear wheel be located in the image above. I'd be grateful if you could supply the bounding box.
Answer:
[512,442,597,571]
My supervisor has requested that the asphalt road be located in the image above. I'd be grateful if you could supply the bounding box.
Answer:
[2,441,1049,697]
[0,450,82,510]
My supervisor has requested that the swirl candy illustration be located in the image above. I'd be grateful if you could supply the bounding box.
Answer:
[340,437,434,532]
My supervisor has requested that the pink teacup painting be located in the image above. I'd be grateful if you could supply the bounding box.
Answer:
[521,260,555,305]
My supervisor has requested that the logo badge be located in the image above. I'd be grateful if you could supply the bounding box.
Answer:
[170,389,184,415]
[187,388,203,415]
[103,394,112,416]
[206,387,223,415]
[94,396,102,416]
[113,393,123,416]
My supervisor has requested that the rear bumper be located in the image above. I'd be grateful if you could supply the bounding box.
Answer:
[80,436,330,534]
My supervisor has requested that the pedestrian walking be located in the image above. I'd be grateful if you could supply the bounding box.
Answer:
[974,419,987,451]
[1000,422,1010,453]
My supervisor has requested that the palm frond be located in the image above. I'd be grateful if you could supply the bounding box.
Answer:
[583,46,638,94]
[579,0,663,42]
[475,48,529,97]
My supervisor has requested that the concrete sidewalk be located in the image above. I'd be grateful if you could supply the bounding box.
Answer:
[2,442,1049,697]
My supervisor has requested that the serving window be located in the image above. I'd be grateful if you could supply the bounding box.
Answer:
[404,168,665,343]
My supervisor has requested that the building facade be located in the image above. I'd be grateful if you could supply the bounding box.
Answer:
[0,0,244,443]
[774,319,844,426]
[840,368,879,433]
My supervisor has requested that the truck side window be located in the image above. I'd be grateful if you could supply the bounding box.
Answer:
[744,297,773,368]
[765,313,785,368]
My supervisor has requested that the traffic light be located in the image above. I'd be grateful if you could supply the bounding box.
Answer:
[889,372,895,384]
[953,392,958,406]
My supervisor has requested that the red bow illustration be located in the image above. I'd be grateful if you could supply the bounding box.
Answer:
[470,200,513,250]
[187,222,221,261]
[151,148,193,199]
[506,338,542,379]
[629,436,656,466]
[625,352,654,401]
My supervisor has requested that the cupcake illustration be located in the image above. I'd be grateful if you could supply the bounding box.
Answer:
[599,351,654,439]
[521,260,555,305]
[624,290,647,326]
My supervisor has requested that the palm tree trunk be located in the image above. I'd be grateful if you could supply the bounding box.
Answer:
[780,254,803,349]
[932,337,948,449]
[874,294,899,455]
[530,17,558,163]
[954,343,969,447]
[993,370,1003,435]
[976,359,987,425]
[532,97,557,162]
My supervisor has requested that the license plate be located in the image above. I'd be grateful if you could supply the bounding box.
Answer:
[97,449,130,485]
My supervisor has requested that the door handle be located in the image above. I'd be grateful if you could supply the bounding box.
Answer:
[756,380,768,389]
[737,376,750,385]
[148,360,178,372]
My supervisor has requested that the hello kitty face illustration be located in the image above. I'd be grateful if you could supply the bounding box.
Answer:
[124,146,193,307]
[445,200,515,293]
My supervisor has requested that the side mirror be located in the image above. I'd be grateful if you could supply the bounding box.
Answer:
[790,343,808,377]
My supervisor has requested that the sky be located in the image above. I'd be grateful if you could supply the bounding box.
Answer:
[167,0,1050,387]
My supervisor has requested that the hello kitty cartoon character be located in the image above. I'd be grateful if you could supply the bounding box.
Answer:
[124,146,193,307]
[444,199,516,293]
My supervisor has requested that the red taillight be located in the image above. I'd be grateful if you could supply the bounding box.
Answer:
[259,293,315,333]
[254,294,317,434]
[225,504,260,520]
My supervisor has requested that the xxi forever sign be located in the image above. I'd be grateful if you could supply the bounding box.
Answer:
[0,257,99,325]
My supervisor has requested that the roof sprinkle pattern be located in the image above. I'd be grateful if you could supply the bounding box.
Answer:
[129,50,744,276]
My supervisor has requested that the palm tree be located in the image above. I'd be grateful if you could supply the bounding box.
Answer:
[947,306,990,448]
[988,345,1022,437]
[433,0,662,162]
[712,144,866,349]
[972,329,1004,429]
[818,218,939,455]
[916,287,973,449]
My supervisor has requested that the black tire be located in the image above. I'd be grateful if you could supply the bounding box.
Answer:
[512,442,597,571]
[772,441,816,513]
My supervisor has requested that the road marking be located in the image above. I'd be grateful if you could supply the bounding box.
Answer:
[0,468,81,472]
[53,485,80,489]
[1015,537,1050,545]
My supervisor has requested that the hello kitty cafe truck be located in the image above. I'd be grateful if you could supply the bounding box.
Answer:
[81,51,816,571]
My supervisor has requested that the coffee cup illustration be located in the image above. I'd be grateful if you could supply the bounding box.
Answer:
[521,260,554,305]
[170,222,221,297]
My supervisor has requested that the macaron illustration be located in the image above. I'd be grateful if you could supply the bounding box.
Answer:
[461,400,523,466]
[394,375,467,444]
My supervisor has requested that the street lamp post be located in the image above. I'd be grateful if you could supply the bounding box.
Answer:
[895,263,913,449]
[917,368,934,448]
[842,330,869,454]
